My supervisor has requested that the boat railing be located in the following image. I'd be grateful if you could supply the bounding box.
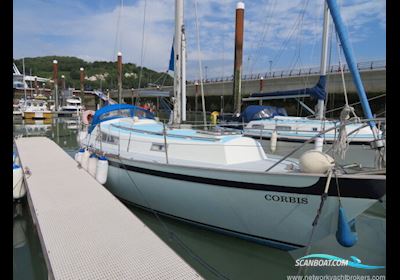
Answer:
[89,117,384,171]
[186,59,386,84]
[110,123,224,142]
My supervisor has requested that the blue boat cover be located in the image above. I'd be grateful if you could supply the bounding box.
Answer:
[88,104,155,134]
[250,75,327,100]
[241,105,288,123]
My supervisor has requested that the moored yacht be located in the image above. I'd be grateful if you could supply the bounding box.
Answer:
[21,99,53,120]
[61,96,83,112]
[77,104,385,250]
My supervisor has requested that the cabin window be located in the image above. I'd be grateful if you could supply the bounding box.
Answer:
[312,127,318,132]
[150,143,166,152]
[99,109,131,120]
[276,125,292,131]
[97,132,119,145]
[251,124,264,129]
[134,109,154,119]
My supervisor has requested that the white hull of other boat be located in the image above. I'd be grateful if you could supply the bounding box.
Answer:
[256,139,379,168]
[61,106,83,112]
[244,116,381,143]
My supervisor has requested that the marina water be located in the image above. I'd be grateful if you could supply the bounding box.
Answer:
[13,116,386,280]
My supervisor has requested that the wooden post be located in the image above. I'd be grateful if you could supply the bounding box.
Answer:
[117,52,123,104]
[232,2,245,114]
[259,76,264,106]
[53,60,58,110]
[34,76,38,96]
[80,67,84,106]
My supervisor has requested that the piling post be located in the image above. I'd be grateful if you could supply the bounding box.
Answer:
[117,52,123,104]
[232,2,245,114]
[61,75,66,90]
[34,76,38,96]
[80,67,84,106]
[194,81,199,113]
[259,76,264,105]
[61,75,65,107]
[53,60,58,111]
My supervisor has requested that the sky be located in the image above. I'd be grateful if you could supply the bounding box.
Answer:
[13,0,386,81]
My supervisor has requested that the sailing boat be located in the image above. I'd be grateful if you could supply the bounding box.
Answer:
[77,0,385,250]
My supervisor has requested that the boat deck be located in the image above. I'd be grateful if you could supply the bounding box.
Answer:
[15,136,201,280]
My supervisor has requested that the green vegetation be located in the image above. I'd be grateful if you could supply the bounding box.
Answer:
[13,56,173,90]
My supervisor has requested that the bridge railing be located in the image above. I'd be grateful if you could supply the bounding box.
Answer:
[188,59,385,85]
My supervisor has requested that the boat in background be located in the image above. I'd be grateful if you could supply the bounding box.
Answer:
[22,99,53,120]
[21,99,53,120]
[13,104,23,116]
[61,96,83,112]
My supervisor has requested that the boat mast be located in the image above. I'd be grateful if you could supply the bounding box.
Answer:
[181,26,187,122]
[317,1,330,120]
[173,0,184,125]
[314,1,330,151]
[326,0,380,140]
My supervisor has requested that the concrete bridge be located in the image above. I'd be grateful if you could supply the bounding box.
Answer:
[138,61,386,98]
[13,60,385,112]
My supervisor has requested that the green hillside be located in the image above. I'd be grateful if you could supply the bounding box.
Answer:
[13,56,173,90]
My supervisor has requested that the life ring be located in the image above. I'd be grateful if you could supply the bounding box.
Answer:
[82,110,95,125]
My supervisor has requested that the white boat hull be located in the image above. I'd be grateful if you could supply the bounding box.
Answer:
[104,157,382,250]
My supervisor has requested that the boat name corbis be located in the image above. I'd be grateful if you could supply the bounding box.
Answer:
[265,194,308,204]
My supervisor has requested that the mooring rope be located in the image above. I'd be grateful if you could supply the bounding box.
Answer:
[331,32,359,161]
[297,167,334,276]
[115,156,230,280]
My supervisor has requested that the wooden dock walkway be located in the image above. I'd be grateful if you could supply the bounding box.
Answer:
[15,137,201,280]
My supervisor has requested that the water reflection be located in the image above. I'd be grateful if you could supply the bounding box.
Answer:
[13,202,48,280]
[124,204,297,280]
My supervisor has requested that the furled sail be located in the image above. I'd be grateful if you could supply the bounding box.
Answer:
[249,75,327,100]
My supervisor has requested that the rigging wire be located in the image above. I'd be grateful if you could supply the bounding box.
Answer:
[137,0,148,92]
[286,0,312,73]
[246,0,277,75]
[115,155,230,279]
[113,0,124,61]
[194,0,207,128]
[269,0,310,71]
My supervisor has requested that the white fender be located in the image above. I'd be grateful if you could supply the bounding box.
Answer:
[88,154,98,177]
[13,164,26,199]
[81,149,91,171]
[270,131,278,153]
[96,156,108,184]
[75,148,85,163]
[299,150,334,173]
[314,136,324,152]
